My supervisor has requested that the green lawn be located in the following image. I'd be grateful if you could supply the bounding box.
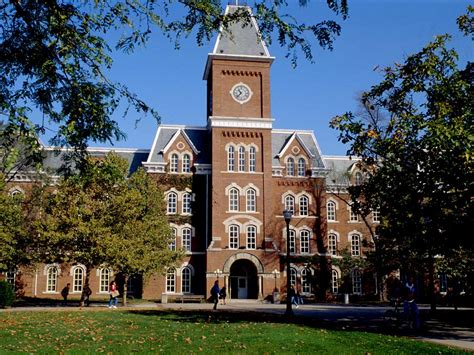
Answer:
[0,309,464,354]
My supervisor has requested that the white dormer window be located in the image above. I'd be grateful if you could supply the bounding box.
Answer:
[355,172,363,186]
[287,157,295,176]
[297,158,306,177]
[170,154,179,173]
[182,154,191,173]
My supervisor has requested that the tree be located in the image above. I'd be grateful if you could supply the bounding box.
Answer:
[330,9,473,310]
[100,168,181,306]
[0,177,30,271]
[1,0,347,170]
[34,153,178,305]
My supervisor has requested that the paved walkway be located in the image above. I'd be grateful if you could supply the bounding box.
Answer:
[2,301,473,351]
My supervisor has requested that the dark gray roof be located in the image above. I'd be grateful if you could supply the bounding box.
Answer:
[148,126,211,165]
[323,156,358,186]
[271,130,325,169]
[42,148,149,175]
[213,5,270,58]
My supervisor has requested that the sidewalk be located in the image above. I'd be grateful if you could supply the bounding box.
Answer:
[2,300,473,351]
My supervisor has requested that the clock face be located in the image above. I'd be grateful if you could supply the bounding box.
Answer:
[230,83,252,104]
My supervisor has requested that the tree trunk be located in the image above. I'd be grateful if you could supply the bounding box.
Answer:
[123,274,128,307]
[80,267,91,307]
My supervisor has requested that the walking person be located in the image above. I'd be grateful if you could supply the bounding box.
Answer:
[108,281,119,309]
[219,286,227,305]
[61,283,70,306]
[210,280,220,310]
[289,285,299,309]
[83,285,92,307]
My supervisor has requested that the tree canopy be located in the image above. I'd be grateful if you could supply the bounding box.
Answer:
[33,153,179,302]
[330,8,473,304]
[1,0,348,170]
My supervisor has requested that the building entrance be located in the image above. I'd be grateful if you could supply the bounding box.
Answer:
[229,259,258,299]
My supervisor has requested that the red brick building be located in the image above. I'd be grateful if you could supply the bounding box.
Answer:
[4,5,378,302]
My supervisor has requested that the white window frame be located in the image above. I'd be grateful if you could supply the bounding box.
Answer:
[355,172,363,186]
[170,153,179,173]
[46,266,58,292]
[229,188,239,211]
[182,153,191,173]
[351,234,361,256]
[328,234,337,255]
[327,201,336,222]
[249,146,256,172]
[182,228,192,252]
[246,225,257,250]
[99,268,111,293]
[289,229,296,254]
[300,230,310,254]
[228,146,235,172]
[299,195,309,216]
[238,146,245,172]
[349,206,359,222]
[284,195,295,214]
[229,224,239,249]
[166,268,176,293]
[297,158,306,177]
[182,193,192,215]
[182,267,191,294]
[372,207,380,223]
[167,192,177,214]
[72,266,84,293]
[331,269,339,294]
[6,269,16,287]
[246,188,256,212]
[290,267,297,287]
[287,157,295,176]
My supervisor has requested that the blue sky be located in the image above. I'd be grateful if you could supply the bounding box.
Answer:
[49,0,474,156]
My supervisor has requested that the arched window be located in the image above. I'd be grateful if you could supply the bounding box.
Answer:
[167,192,177,214]
[300,230,310,254]
[169,228,177,251]
[349,205,359,222]
[182,154,191,173]
[182,267,191,294]
[351,234,361,256]
[246,225,256,249]
[73,267,84,292]
[227,146,235,172]
[170,154,179,173]
[290,268,297,287]
[182,228,192,252]
[246,188,256,212]
[327,201,336,222]
[100,268,111,292]
[289,229,296,254]
[331,269,339,294]
[355,172,363,186]
[182,193,192,214]
[249,146,256,172]
[166,268,176,293]
[301,269,311,293]
[297,158,306,177]
[352,269,362,294]
[9,189,23,197]
[299,196,309,216]
[328,234,337,255]
[287,157,295,176]
[229,225,239,249]
[238,146,245,172]
[284,195,295,214]
[46,266,58,292]
[229,188,239,211]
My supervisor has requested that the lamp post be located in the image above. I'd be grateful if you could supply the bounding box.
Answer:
[283,209,293,316]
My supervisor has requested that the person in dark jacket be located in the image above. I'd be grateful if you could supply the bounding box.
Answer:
[219,286,227,305]
[211,280,220,310]
[61,283,70,306]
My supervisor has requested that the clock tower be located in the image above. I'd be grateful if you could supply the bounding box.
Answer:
[204,4,277,298]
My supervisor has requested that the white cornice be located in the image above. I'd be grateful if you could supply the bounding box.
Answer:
[208,116,273,129]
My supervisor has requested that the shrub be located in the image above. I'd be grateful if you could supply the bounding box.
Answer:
[0,281,14,308]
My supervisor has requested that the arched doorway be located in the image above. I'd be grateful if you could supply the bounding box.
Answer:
[229,259,258,299]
